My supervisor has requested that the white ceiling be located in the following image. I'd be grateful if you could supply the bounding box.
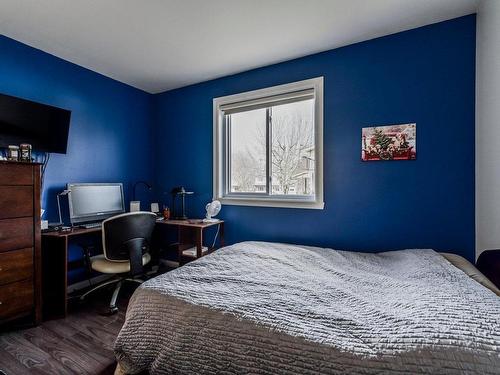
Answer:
[0,0,478,94]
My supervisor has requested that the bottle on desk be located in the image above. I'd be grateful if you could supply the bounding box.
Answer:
[162,206,171,220]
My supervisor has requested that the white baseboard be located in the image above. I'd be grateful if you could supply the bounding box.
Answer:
[160,259,179,268]
[67,274,114,294]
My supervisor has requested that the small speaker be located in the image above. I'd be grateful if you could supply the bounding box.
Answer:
[130,201,140,212]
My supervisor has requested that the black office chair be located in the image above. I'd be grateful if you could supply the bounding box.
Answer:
[79,211,157,313]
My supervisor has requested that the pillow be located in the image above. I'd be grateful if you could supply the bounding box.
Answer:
[440,252,500,296]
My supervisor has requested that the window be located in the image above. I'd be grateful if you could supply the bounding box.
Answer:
[213,77,324,209]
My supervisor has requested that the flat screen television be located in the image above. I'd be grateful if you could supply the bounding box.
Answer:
[67,183,125,225]
[0,93,71,153]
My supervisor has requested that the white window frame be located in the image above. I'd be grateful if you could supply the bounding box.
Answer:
[213,77,324,209]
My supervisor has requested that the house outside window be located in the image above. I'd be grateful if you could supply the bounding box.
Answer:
[213,77,324,209]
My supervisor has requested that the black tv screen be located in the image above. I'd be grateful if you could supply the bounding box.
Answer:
[0,93,71,154]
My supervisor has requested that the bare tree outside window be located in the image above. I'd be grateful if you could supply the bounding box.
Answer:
[270,100,314,195]
[229,108,266,193]
[228,99,315,196]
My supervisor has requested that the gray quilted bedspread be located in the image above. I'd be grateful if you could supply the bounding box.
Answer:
[114,241,500,374]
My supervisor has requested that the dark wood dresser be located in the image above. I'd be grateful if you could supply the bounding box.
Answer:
[0,161,41,326]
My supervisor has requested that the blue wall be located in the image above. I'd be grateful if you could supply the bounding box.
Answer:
[0,15,477,270]
[0,35,154,282]
[152,16,476,260]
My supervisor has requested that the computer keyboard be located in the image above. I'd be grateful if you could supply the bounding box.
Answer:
[80,222,102,229]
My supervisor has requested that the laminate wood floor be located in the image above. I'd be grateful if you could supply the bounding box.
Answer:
[0,286,134,375]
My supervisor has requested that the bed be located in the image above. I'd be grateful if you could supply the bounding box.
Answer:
[114,241,500,374]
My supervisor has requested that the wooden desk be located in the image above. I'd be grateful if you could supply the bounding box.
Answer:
[41,220,224,319]
[42,227,102,238]
[156,219,224,264]
[41,227,101,320]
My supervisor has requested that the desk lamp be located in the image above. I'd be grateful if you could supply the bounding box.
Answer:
[46,189,70,231]
[130,181,152,212]
[57,189,70,226]
[171,186,193,220]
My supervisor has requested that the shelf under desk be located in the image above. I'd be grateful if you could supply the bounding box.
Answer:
[156,219,224,264]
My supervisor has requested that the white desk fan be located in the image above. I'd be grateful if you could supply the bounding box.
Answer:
[204,200,221,222]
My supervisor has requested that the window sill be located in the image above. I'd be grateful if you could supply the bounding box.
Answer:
[217,196,325,210]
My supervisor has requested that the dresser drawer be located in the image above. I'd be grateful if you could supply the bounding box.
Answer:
[0,163,33,185]
[0,278,33,321]
[0,218,33,252]
[0,248,33,285]
[0,186,33,219]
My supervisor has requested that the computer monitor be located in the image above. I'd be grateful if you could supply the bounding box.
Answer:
[67,183,125,225]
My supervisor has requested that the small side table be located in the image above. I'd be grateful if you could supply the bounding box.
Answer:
[156,219,224,265]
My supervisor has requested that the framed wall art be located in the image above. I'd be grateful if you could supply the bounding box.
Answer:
[362,123,416,161]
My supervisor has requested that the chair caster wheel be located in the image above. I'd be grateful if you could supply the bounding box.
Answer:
[109,306,119,314]
[102,306,118,316]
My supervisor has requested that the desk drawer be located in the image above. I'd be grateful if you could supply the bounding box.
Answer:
[0,186,33,219]
[0,248,33,285]
[0,163,33,185]
[0,278,33,321]
[0,218,33,252]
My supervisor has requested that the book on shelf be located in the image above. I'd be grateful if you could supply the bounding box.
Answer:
[182,246,209,257]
